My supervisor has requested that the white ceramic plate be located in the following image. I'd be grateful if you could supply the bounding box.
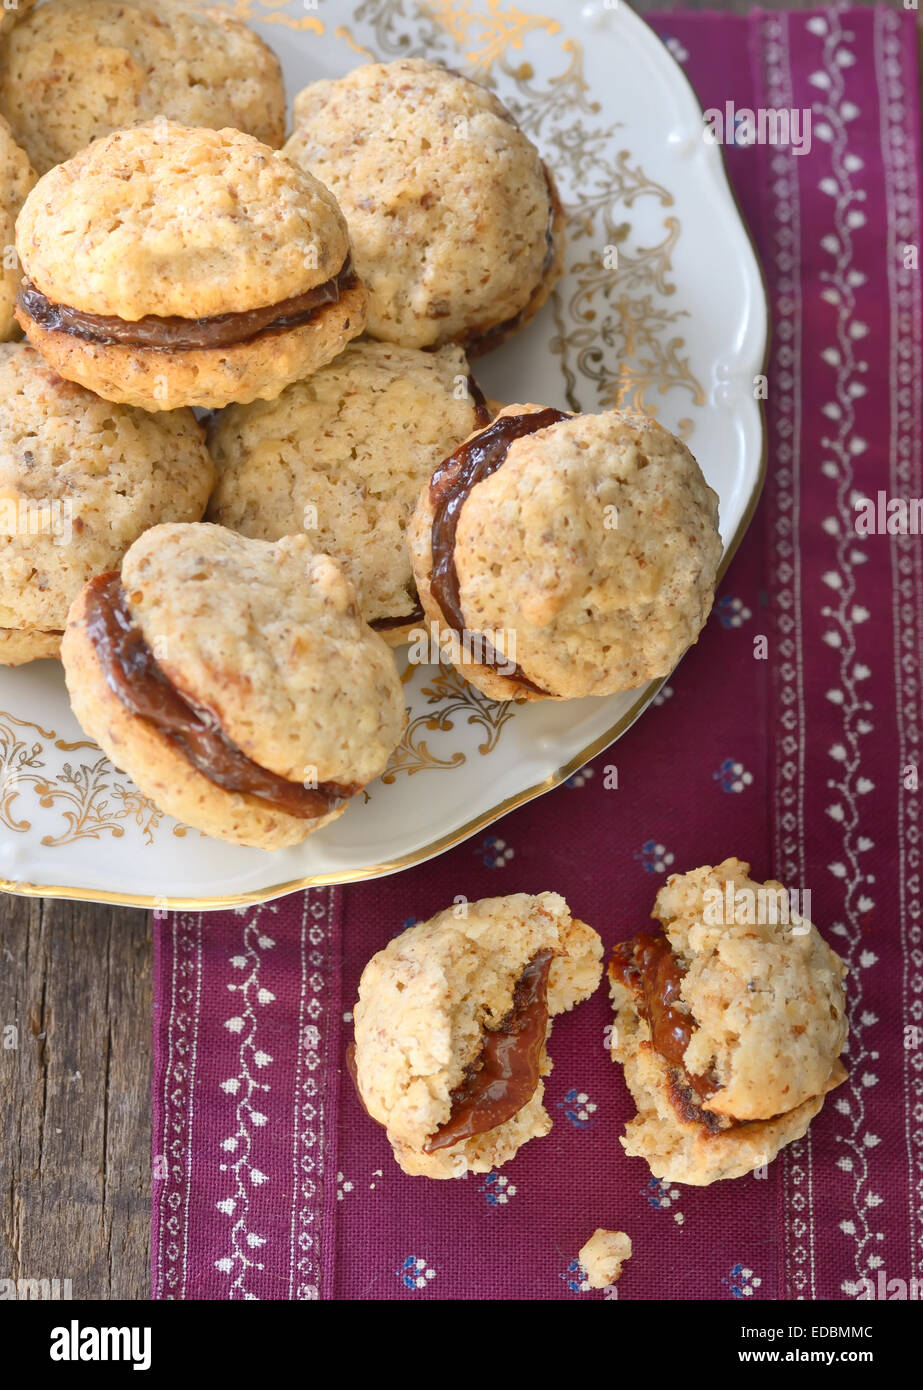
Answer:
[0,0,768,909]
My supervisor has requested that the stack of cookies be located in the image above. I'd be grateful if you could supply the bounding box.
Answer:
[0,0,722,849]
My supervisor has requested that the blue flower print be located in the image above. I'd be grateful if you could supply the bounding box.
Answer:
[724,1263,763,1298]
[636,840,675,874]
[397,1256,436,1291]
[478,835,514,868]
[645,1177,681,1210]
[715,595,752,628]
[560,1258,590,1294]
[557,1087,597,1129]
[714,759,754,793]
[477,1172,517,1206]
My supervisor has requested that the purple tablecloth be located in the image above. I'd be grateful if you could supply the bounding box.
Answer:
[154,6,923,1299]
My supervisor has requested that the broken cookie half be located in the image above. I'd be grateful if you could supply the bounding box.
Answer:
[349,892,603,1178]
[608,858,849,1185]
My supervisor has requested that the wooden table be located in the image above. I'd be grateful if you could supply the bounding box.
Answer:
[0,0,907,1302]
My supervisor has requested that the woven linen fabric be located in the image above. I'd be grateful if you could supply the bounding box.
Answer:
[153,6,923,1300]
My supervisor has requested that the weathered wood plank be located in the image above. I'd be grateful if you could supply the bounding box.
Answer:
[0,896,152,1300]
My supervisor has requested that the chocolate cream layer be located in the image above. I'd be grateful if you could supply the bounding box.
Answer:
[18,258,358,352]
[610,930,725,1131]
[85,573,357,819]
[423,949,556,1152]
[428,406,569,695]
[345,948,556,1151]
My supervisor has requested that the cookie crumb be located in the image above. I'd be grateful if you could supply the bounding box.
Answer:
[578,1229,632,1289]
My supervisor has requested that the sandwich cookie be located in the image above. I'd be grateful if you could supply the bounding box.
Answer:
[61,524,407,849]
[406,404,722,701]
[0,0,286,173]
[349,892,603,1178]
[15,123,367,410]
[608,858,849,1185]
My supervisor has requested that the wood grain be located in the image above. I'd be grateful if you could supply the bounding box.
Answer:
[0,896,152,1299]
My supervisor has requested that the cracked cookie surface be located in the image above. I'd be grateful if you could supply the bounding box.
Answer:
[351,891,603,1178]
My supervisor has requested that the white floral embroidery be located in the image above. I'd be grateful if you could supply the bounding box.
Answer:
[805,8,884,1293]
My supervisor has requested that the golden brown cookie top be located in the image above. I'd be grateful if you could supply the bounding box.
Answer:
[407,405,722,701]
[16,123,351,320]
[207,340,486,628]
[118,524,406,788]
[284,59,560,349]
[0,0,285,173]
[651,858,849,1120]
[0,342,214,634]
[0,0,36,38]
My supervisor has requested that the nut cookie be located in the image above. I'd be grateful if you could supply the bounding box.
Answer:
[284,59,565,352]
[61,524,406,849]
[0,115,36,341]
[0,343,214,664]
[207,340,491,644]
[350,892,603,1178]
[15,123,367,410]
[0,0,285,173]
[608,858,849,1185]
[406,404,722,701]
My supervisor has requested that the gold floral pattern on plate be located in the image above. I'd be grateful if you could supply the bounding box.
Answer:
[424,0,561,73]
[32,758,164,848]
[383,662,516,782]
[0,711,55,834]
[217,0,324,33]
[0,710,165,845]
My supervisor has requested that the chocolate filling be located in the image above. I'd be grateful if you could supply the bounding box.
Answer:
[369,604,425,633]
[18,258,358,352]
[466,373,493,428]
[609,930,723,1130]
[423,948,555,1153]
[85,572,357,819]
[428,407,569,695]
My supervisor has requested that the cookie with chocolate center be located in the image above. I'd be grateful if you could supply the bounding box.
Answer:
[0,0,285,174]
[0,343,214,665]
[406,404,722,700]
[61,524,407,849]
[349,891,603,1178]
[284,59,565,353]
[207,340,491,645]
[608,858,849,1184]
[15,122,368,410]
